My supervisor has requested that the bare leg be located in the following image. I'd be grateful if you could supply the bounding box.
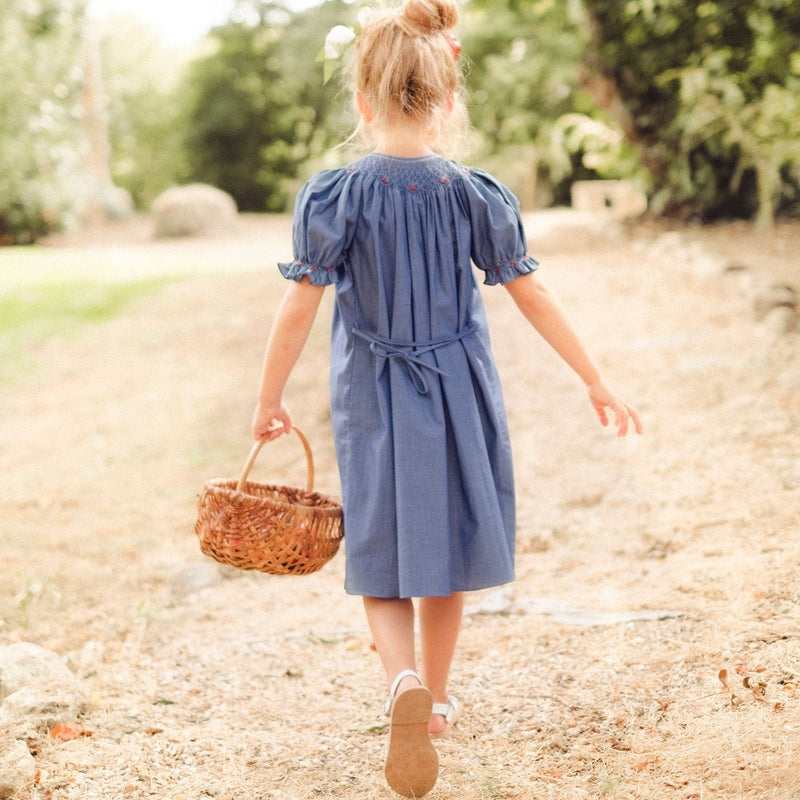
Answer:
[364,596,439,797]
[419,592,465,734]
[362,597,420,696]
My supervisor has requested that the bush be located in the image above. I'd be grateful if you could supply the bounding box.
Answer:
[151,184,238,238]
[0,1,88,243]
[581,0,800,222]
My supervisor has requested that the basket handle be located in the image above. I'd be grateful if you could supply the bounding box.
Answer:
[236,427,315,494]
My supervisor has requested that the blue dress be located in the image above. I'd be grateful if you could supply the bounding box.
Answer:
[279,153,538,598]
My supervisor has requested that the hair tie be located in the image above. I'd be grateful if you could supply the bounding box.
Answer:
[447,35,461,62]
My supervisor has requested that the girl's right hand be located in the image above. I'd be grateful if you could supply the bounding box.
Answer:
[251,400,292,441]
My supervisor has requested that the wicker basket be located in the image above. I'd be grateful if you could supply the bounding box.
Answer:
[195,428,343,575]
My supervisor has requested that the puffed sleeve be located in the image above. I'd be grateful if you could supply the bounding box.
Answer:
[458,168,539,286]
[278,168,359,286]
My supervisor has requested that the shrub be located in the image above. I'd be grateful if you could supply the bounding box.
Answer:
[151,184,238,238]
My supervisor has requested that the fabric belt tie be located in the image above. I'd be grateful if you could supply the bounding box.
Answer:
[353,324,476,395]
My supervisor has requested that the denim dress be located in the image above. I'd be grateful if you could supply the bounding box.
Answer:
[279,153,538,598]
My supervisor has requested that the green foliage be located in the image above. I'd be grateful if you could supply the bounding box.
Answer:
[461,0,595,203]
[182,0,356,212]
[582,0,800,221]
[458,0,648,206]
[0,0,87,242]
[98,17,190,209]
[463,0,586,152]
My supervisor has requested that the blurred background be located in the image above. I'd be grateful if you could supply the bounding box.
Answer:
[2,0,799,246]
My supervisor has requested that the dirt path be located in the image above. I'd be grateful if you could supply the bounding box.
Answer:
[1,213,798,799]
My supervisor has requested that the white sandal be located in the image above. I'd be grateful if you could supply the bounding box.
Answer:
[431,696,461,724]
[383,669,439,798]
[430,696,461,737]
[383,669,420,716]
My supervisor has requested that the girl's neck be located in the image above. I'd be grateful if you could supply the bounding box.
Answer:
[372,120,436,159]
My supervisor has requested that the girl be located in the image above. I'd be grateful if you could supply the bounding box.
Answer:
[251,0,642,795]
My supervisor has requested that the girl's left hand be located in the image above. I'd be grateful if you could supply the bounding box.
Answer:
[587,378,642,437]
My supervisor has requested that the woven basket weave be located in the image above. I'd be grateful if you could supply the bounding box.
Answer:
[195,428,343,575]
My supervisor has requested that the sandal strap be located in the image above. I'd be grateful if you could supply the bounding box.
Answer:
[431,696,460,723]
[383,669,421,716]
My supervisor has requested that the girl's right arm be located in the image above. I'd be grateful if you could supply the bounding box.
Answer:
[251,276,326,440]
[504,271,642,437]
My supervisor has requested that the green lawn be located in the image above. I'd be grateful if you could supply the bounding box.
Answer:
[0,246,184,383]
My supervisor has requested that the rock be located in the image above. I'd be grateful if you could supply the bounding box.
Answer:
[465,588,521,617]
[151,183,238,238]
[169,561,226,595]
[0,644,87,744]
[465,590,688,627]
[753,283,797,322]
[0,686,88,742]
[0,643,76,701]
[0,737,36,799]
[65,641,105,677]
[570,179,647,218]
[759,305,798,339]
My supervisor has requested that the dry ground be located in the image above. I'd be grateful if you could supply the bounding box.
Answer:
[1,211,799,799]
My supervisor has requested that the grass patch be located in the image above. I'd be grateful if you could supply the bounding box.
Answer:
[0,276,177,382]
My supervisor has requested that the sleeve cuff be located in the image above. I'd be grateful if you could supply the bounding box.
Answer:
[278,259,341,286]
[480,253,539,286]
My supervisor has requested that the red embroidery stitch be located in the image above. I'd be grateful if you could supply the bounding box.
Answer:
[409,185,418,191]
[381,176,390,184]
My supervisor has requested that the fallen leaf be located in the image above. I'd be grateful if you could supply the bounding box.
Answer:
[545,768,563,780]
[50,723,92,741]
[743,676,768,703]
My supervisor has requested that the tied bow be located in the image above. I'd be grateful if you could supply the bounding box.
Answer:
[353,325,476,396]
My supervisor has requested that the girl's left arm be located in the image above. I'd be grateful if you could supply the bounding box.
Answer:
[504,271,642,437]
[251,277,326,440]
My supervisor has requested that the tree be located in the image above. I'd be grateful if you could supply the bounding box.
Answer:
[0,0,88,243]
[461,0,592,204]
[458,0,646,208]
[98,16,190,209]
[581,0,800,222]
[182,0,356,212]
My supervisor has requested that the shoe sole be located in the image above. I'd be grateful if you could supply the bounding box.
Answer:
[384,686,438,798]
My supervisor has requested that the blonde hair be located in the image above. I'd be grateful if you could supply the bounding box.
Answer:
[351,0,469,156]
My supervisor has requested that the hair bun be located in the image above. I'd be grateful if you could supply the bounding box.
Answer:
[400,0,459,34]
